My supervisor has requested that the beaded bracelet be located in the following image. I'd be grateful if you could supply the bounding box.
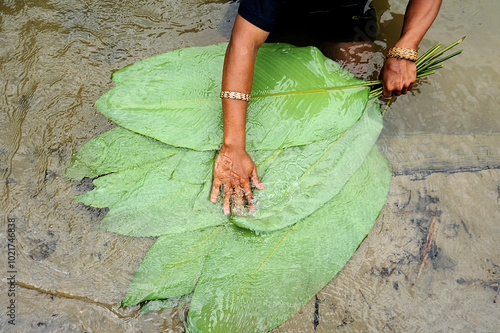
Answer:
[386,47,418,62]
[220,90,251,102]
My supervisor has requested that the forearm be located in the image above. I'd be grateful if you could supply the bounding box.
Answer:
[221,42,258,150]
[396,0,442,49]
[222,14,268,150]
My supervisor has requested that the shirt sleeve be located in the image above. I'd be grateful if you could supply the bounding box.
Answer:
[238,0,283,32]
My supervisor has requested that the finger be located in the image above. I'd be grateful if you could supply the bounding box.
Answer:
[408,82,415,91]
[232,185,245,216]
[251,168,264,190]
[210,179,222,203]
[401,86,408,95]
[243,181,253,202]
[223,185,232,215]
[393,89,401,96]
[382,84,392,98]
[242,181,255,212]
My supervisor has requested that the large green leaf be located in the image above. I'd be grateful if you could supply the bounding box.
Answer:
[122,226,221,306]
[73,148,226,236]
[186,148,390,332]
[95,43,369,151]
[64,126,179,180]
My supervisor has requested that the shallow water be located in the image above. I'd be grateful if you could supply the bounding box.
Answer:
[1,0,499,332]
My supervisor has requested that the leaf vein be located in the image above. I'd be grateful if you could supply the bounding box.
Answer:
[233,222,300,300]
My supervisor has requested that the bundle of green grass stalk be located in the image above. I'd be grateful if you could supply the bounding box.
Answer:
[65,38,463,332]
[368,37,465,99]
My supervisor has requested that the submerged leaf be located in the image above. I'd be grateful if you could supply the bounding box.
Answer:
[95,43,369,151]
[65,126,179,180]
[232,100,383,231]
[123,227,221,306]
[187,148,391,332]
[74,148,226,236]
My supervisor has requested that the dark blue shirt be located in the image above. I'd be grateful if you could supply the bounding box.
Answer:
[238,0,372,32]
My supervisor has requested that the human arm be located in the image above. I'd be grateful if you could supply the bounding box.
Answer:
[380,0,442,97]
[210,14,269,215]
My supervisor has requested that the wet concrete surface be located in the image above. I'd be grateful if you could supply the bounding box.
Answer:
[1,0,499,332]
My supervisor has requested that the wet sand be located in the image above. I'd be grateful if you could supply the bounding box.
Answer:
[1,0,499,332]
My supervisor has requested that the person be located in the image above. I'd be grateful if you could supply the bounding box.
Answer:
[210,0,442,215]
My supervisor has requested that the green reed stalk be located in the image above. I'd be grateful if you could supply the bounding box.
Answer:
[369,37,465,99]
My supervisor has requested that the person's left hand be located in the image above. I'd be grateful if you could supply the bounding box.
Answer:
[379,57,417,98]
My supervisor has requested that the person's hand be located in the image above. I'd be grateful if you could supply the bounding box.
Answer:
[210,146,264,215]
[379,57,417,98]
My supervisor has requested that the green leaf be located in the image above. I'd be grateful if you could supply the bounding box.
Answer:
[74,149,227,237]
[186,147,391,332]
[95,43,369,151]
[67,126,226,236]
[123,227,221,306]
[65,126,179,180]
[232,100,383,232]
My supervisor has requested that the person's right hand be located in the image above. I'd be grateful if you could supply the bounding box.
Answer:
[210,145,264,216]
[379,57,417,98]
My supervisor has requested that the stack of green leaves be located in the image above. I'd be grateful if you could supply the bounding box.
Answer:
[66,43,392,332]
